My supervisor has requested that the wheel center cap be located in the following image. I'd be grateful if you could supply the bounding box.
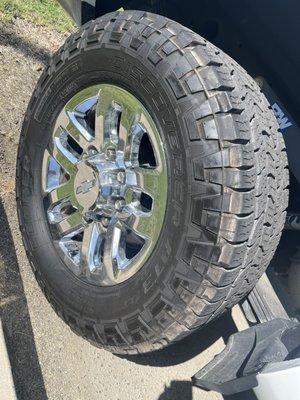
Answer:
[74,163,99,211]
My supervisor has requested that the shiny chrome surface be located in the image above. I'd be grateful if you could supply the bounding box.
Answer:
[42,84,167,286]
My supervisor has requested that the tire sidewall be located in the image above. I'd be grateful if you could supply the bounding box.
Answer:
[18,46,190,321]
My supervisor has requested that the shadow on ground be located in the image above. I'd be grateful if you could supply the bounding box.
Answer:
[0,198,48,400]
[156,380,256,400]
[124,312,237,367]
[125,312,257,400]
[0,22,51,64]
[158,380,193,400]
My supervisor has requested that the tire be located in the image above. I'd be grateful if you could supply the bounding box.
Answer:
[16,10,288,354]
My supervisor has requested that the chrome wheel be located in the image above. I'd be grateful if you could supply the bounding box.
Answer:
[42,84,167,286]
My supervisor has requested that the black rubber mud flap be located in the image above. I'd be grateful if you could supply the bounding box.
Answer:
[192,318,300,395]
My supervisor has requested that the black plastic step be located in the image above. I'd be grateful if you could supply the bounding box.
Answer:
[192,318,299,395]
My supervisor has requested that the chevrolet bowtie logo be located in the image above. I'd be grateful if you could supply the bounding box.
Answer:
[76,179,96,195]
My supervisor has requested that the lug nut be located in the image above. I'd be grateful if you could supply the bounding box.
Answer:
[83,211,94,222]
[106,148,116,160]
[88,147,97,156]
[101,217,110,227]
[117,171,126,184]
[115,199,126,211]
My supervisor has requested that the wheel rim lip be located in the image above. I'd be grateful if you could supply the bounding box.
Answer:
[41,83,168,286]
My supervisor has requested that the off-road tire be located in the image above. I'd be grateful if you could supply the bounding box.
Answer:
[16,10,288,354]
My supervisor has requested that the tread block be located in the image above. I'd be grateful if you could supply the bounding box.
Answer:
[198,66,221,91]
[209,167,256,189]
[228,144,254,168]
[130,37,143,50]
[205,264,240,286]
[220,213,254,242]
[161,40,179,55]
[173,57,194,79]
[175,31,206,48]
[198,280,229,302]
[142,25,156,38]
[186,73,203,94]
[166,71,186,99]
[189,297,223,316]
[218,241,248,269]
[201,210,221,234]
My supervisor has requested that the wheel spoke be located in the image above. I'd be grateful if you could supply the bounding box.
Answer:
[124,212,153,240]
[118,106,140,157]
[56,228,83,274]
[95,86,122,151]
[81,222,103,274]
[63,86,101,149]
[56,210,83,236]
[66,110,93,148]
[47,180,73,204]
[50,129,78,175]
[101,219,125,284]
[124,122,145,165]
[54,108,92,153]
[124,168,166,241]
[42,149,65,193]
[134,167,162,197]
